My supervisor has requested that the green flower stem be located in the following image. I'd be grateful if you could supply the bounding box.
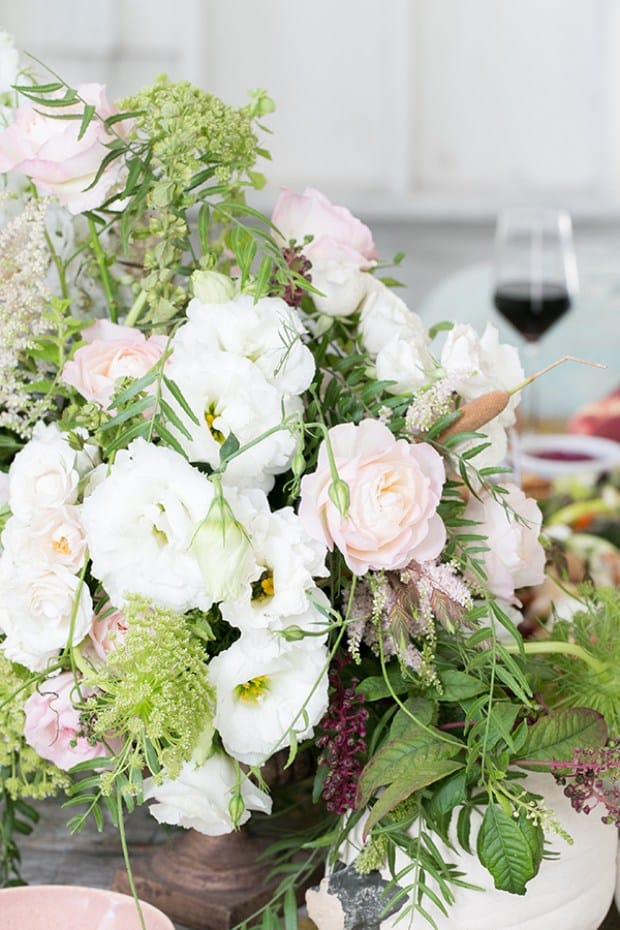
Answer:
[117,784,146,930]
[504,639,607,674]
[88,217,118,323]
[124,290,147,327]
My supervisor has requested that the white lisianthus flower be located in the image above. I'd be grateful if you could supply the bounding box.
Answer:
[81,438,215,612]
[2,506,87,573]
[8,422,79,520]
[222,506,328,633]
[163,351,298,491]
[0,32,19,96]
[192,482,260,602]
[209,633,329,766]
[0,562,93,671]
[191,269,236,304]
[144,751,272,835]
[178,294,315,396]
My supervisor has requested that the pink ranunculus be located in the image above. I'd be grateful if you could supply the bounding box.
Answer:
[88,605,128,661]
[61,319,168,409]
[23,671,110,771]
[272,187,377,269]
[462,483,546,603]
[299,419,446,575]
[0,83,125,214]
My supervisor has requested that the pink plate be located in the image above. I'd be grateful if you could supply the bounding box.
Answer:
[0,885,174,930]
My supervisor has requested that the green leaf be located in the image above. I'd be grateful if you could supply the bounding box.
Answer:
[388,698,436,738]
[110,368,159,408]
[362,758,463,837]
[356,669,410,701]
[436,669,486,702]
[103,419,151,454]
[154,421,188,458]
[356,722,462,812]
[99,394,154,430]
[427,769,467,819]
[219,432,240,465]
[77,103,96,140]
[476,803,536,894]
[162,375,200,426]
[517,708,608,770]
[158,398,193,440]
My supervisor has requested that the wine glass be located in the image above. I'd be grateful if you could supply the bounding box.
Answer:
[492,207,579,431]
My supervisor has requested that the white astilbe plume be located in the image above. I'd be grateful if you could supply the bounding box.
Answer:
[0,197,54,437]
[405,374,464,434]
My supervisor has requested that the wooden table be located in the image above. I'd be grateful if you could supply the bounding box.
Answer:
[18,798,620,930]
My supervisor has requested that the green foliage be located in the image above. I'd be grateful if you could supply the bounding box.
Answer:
[476,804,543,894]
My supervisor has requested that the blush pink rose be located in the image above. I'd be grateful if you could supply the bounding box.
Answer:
[272,188,378,317]
[23,671,110,771]
[462,483,545,602]
[88,605,128,661]
[299,419,446,575]
[61,320,167,409]
[0,83,125,214]
[272,187,377,268]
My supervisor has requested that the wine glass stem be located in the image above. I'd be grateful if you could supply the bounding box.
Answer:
[522,341,541,432]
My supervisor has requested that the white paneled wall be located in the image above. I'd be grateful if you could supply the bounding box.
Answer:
[2,0,619,217]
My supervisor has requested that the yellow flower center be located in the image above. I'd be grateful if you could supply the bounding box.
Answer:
[52,536,71,555]
[204,404,225,444]
[235,675,269,703]
[251,569,275,601]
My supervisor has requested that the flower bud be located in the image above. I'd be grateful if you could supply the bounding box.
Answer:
[280,625,306,643]
[228,790,246,829]
[328,477,350,517]
[192,270,236,304]
[193,489,256,602]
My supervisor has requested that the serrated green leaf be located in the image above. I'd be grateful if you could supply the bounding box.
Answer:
[363,758,463,837]
[476,803,536,894]
[356,725,462,811]
[517,708,607,770]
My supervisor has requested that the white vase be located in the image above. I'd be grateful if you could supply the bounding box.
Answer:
[308,773,618,930]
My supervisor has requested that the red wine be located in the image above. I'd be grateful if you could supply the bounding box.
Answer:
[493,280,571,341]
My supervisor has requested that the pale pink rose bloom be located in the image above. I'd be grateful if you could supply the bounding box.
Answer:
[23,671,111,771]
[88,605,128,661]
[462,483,545,603]
[272,187,377,268]
[0,83,125,214]
[299,419,446,575]
[61,319,167,409]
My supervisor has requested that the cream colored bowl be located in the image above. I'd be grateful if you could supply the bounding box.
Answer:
[0,885,174,930]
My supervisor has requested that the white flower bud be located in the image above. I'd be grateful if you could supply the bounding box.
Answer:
[191,270,236,304]
[193,486,256,602]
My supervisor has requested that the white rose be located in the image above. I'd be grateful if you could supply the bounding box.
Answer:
[9,423,79,519]
[209,632,329,766]
[144,752,272,835]
[441,323,524,428]
[0,32,19,96]
[461,483,545,603]
[81,438,214,612]
[2,506,87,573]
[164,351,298,492]
[310,246,370,317]
[375,334,434,395]
[180,294,315,396]
[358,277,428,356]
[0,562,93,671]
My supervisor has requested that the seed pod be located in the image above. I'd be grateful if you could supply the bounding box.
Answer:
[437,389,511,442]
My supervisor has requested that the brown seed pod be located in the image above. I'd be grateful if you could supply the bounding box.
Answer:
[437,389,511,442]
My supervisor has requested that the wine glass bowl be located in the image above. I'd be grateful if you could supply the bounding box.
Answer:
[492,207,578,343]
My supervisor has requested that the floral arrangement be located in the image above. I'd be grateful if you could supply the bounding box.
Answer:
[0,32,618,928]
